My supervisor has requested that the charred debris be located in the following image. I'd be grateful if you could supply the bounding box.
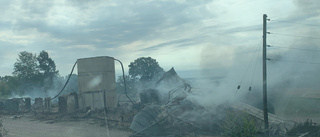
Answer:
[0,67,318,137]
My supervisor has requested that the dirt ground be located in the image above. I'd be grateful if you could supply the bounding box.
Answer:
[0,115,132,137]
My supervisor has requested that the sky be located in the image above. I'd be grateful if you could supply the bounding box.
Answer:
[0,0,319,80]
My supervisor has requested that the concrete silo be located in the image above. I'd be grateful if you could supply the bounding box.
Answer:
[77,56,117,110]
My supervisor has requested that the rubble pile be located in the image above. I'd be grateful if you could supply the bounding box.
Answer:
[130,68,222,136]
[287,119,320,137]
[129,67,304,137]
[130,100,224,137]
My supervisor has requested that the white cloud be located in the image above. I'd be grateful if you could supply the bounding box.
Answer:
[0,0,319,78]
[66,45,97,51]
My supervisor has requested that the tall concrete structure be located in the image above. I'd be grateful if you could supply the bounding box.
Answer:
[77,56,117,110]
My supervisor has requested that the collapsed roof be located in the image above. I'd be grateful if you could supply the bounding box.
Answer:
[155,67,188,89]
[131,68,296,137]
[139,67,191,105]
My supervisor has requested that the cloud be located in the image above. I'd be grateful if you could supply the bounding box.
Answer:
[141,36,209,52]
[293,0,320,15]
[66,45,97,51]
[0,0,214,61]
[0,0,319,78]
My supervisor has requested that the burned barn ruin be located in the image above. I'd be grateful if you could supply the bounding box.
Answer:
[1,56,319,137]
[128,68,293,136]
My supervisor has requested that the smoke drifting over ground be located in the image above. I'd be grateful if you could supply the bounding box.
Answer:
[10,75,78,103]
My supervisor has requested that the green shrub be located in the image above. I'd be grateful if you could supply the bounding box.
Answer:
[0,120,8,137]
[222,111,258,137]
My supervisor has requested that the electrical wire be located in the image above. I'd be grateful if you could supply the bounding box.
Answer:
[102,90,110,137]
[270,19,320,28]
[270,32,320,40]
[248,44,261,92]
[50,61,78,100]
[235,37,262,94]
[113,58,136,107]
[270,46,320,53]
[267,58,320,65]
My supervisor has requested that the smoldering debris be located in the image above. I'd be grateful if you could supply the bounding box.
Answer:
[139,89,162,105]
[130,100,226,137]
[129,67,315,137]
[287,119,320,137]
[130,68,222,136]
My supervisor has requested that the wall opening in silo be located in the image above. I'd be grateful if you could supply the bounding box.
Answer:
[77,56,117,110]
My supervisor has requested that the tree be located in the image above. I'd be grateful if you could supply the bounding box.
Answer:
[0,80,10,96]
[37,50,59,78]
[13,51,40,82]
[128,57,165,82]
[0,76,19,95]
[37,50,59,91]
[12,51,59,94]
[116,75,137,96]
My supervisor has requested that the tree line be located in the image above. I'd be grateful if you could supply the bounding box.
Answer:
[0,51,77,97]
[0,51,164,98]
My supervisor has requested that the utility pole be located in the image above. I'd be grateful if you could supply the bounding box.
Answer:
[262,14,269,137]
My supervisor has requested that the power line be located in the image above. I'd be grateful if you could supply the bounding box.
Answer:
[267,58,320,65]
[113,58,136,107]
[51,61,77,100]
[270,32,320,40]
[248,44,261,92]
[270,46,320,52]
[236,37,262,94]
[270,19,320,27]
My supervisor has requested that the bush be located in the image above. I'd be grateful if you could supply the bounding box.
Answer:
[0,120,8,137]
[222,111,259,137]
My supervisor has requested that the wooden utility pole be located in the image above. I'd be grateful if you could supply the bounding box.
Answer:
[262,14,269,137]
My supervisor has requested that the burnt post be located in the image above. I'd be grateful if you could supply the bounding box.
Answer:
[58,96,67,113]
[0,101,4,110]
[34,97,44,110]
[25,98,31,110]
[70,92,79,109]
[45,97,51,112]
